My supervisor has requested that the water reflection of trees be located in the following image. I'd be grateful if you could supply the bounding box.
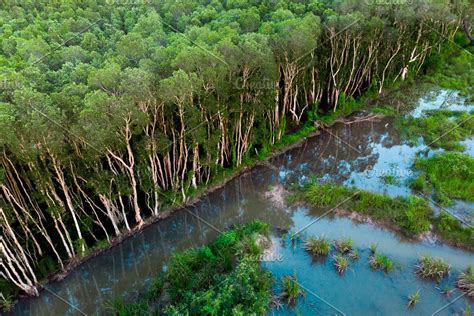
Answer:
[271,118,405,186]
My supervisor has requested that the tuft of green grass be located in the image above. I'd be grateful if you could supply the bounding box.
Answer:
[0,294,14,312]
[380,174,400,185]
[407,290,420,308]
[413,152,474,205]
[304,236,331,256]
[281,275,304,305]
[369,254,394,272]
[370,243,378,254]
[302,182,352,206]
[415,256,450,280]
[334,237,353,253]
[457,266,474,298]
[333,254,349,275]
[349,249,359,261]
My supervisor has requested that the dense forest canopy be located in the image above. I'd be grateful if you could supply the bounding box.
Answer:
[0,0,471,299]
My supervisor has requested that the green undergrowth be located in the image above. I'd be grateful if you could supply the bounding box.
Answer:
[425,39,474,101]
[412,152,474,204]
[293,181,473,250]
[316,91,367,124]
[107,220,273,315]
[398,110,474,151]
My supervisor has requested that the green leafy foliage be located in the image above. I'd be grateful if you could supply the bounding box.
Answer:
[108,220,273,315]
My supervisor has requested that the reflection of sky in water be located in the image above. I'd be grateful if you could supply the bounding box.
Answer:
[410,89,474,118]
[461,137,474,155]
[344,142,421,197]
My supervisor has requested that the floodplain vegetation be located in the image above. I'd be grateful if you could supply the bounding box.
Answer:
[400,111,474,151]
[412,152,474,205]
[108,220,273,315]
[294,181,474,251]
[112,223,473,313]
[1,0,474,312]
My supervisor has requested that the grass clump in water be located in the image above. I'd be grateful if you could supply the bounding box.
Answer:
[304,236,331,256]
[333,254,349,275]
[457,266,474,298]
[302,182,352,206]
[413,152,474,205]
[349,249,359,260]
[108,220,273,315]
[369,254,394,272]
[370,243,378,254]
[335,237,353,253]
[407,290,420,308]
[281,275,304,305]
[380,174,400,185]
[415,256,450,280]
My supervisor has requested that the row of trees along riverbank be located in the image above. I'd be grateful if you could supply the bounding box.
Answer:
[0,0,473,299]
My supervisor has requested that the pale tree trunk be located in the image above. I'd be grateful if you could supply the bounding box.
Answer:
[0,208,39,296]
[107,116,144,228]
[50,154,86,253]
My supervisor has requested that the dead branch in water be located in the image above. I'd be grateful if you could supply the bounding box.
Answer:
[332,113,385,125]
[315,112,385,129]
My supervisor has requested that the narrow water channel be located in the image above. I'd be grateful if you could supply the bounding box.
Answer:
[12,89,474,315]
